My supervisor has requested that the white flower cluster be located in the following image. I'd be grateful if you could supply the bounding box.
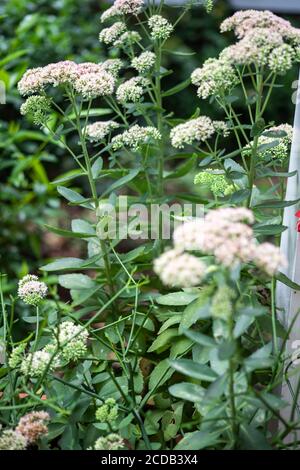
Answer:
[17,321,89,378]
[153,248,206,288]
[112,124,161,151]
[114,30,142,48]
[99,22,127,45]
[170,116,228,149]
[116,76,149,103]
[131,51,156,74]
[54,321,89,362]
[20,350,56,377]
[18,274,47,306]
[191,58,239,100]
[85,121,120,141]
[100,5,120,23]
[18,61,116,98]
[148,15,173,41]
[100,59,124,77]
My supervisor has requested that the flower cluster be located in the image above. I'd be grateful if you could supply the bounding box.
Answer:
[211,286,234,320]
[95,398,118,423]
[18,274,48,306]
[8,343,26,369]
[220,11,300,71]
[85,121,120,141]
[0,429,27,450]
[54,321,89,362]
[20,96,52,126]
[90,433,125,451]
[155,208,286,288]
[0,412,49,450]
[114,0,144,15]
[153,248,206,288]
[131,51,156,74]
[220,9,300,41]
[20,350,56,377]
[148,15,173,41]
[194,170,235,196]
[16,412,50,445]
[99,22,127,45]
[243,124,293,163]
[173,208,286,273]
[100,5,120,23]
[112,125,161,151]
[18,61,115,99]
[74,71,115,100]
[116,76,149,103]
[170,116,228,149]
[114,31,142,48]
[100,59,124,77]
[191,58,239,100]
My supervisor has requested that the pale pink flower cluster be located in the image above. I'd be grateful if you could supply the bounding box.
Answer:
[100,5,120,23]
[220,10,300,42]
[253,243,287,276]
[74,71,115,99]
[171,208,286,275]
[85,121,120,141]
[114,0,144,15]
[170,116,229,149]
[18,61,115,98]
[18,274,48,306]
[220,10,300,71]
[16,411,50,445]
[153,248,206,288]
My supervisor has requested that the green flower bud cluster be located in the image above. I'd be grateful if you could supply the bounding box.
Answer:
[194,170,235,196]
[211,285,235,320]
[20,95,52,126]
[95,398,118,423]
[8,343,26,369]
[205,0,214,13]
[243,124,293,163]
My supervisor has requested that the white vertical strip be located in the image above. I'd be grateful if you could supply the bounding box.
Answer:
[277,69,300,430]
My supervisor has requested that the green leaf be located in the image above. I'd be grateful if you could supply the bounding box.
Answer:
[58,274,96,290]
[234,314,254,338]
[43,224,95,239]
[179,290,212,332]
[164,155,197,179]
[240,424,272,450]
[149,359,174,392]
[147,328,178,353]
[174,430,221,450]
[91,157,103,179]
[183,329,217,348]
[253,198,300,209]
[156,292,199,306]
[102,168,139,196]
[218,340,236,360]
[57,186,86,204]
[71,219,95,235]
[251,118,265,137]
[162,77,191,97]
[169,382,205,402]
[253,224,287,236]
[229,189,250,204]
[169,359,218,382]
[52,169,84,185]
[40,257,85,272]
[276,272,300,291]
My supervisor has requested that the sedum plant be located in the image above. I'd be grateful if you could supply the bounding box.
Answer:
[1,0,300,451]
